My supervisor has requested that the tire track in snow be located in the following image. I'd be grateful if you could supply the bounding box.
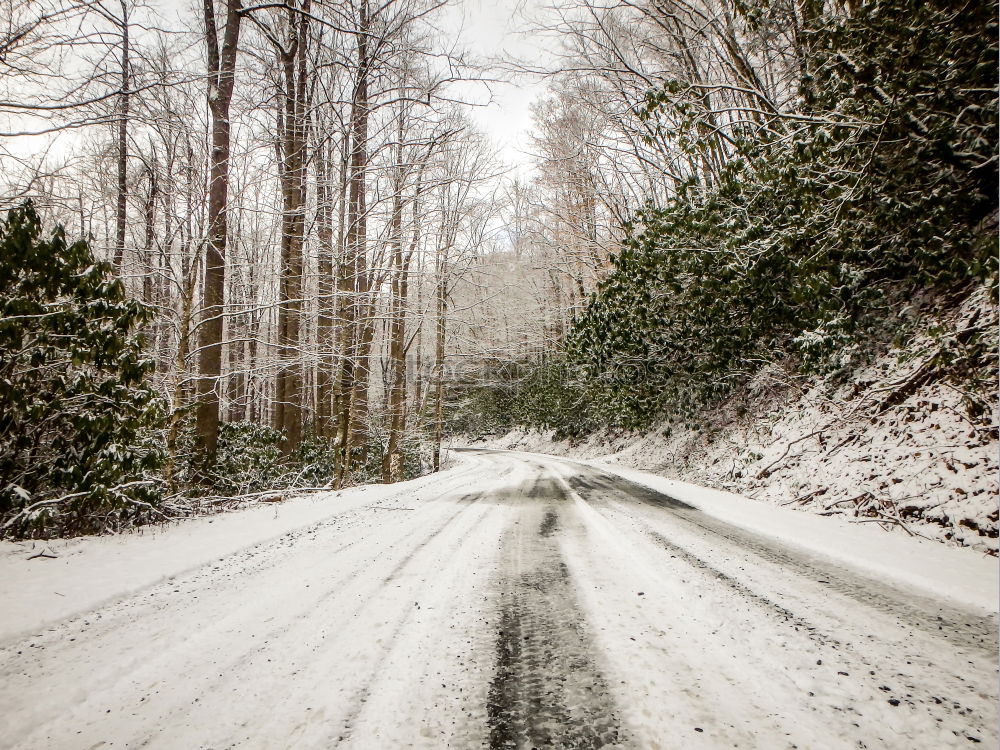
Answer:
[643,524,838,646]
[0,474,493,750]
[331,493,491,744]
[487,475,624,750]
[568,470,997,654]
[561,465,998,747]
[188,488,494,747]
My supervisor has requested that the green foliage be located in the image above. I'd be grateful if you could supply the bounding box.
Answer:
[511,359,597,440]
[346,423,425,485]
[562,0,998,430]
[451,386,517,436]
[196,422,343,495]
[449,357,596,441]
[208,421,286,495]
[202,419,425,494]
[448,360,522,437]
[293,433,341,487]
[0,202,165,538]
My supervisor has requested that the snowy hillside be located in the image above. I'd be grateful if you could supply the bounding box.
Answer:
[470,292,999,554]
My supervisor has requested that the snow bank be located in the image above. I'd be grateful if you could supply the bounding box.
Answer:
[464,291,999,554]
[0,460,474,645]
[578,459,999,615]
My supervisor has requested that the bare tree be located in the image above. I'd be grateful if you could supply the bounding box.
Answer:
[251,0,312,451]
[194,0,243,462]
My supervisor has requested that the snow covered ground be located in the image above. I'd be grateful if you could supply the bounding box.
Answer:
[0,449,996,748]
[476,289,998,554]
[480,332,1000,555]
[0,458,471,645]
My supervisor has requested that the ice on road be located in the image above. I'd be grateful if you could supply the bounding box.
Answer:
[0,449,996,749]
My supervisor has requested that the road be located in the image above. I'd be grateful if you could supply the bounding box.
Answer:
[0,449,996,749]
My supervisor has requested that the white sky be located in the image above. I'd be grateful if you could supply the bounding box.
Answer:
[442,0,551,178]
[0,0,551,182]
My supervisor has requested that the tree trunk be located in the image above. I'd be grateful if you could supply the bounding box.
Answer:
[384,141,426,482]
[195,0,243,463]
[113,0,130,274]
[273,0,310,452]
[315,135,336,437]
[164,241,201,491]
[335,2,370,485]
[141,163,156,306]
[432,239,448,472]
[329,130,350,440]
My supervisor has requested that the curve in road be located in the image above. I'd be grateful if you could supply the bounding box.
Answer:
[0,449,995,749]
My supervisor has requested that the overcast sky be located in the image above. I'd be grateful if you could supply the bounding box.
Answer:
[0,0,552,180]
[443,0,551,177]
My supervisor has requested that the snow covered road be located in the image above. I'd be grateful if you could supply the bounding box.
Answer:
[0,449,996,749]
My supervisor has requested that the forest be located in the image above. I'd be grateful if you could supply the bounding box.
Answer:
[0,0,996,539]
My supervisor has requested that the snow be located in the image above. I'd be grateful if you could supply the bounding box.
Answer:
[482,388,998,552]
[473,289,998,554]
[454,443,998,612]
[0,450,538,749]
[0,458,472,646]
[542,458,997,749]
[0,448,995,748]
[552,453,998,614]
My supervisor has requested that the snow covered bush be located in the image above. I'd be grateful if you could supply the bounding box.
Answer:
[346,428,424,485]
[511,359,597,440]
[0,202,165,538]
[448,360,523,437]
[207,421,286,495]
[191,422,344,496]
[448,358,596,441]
[452,382,518,437]
[291,434,343,487]
[562,0,998,431]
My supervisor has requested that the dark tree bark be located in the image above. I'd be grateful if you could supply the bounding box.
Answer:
[195,0,243,462]
[141,161,156,305]
[335,0,370,484]
[314,134,335,437]
[431,236,448,473]
[113,0,130,274]
[273,0,310,452]
[383,170,424,482]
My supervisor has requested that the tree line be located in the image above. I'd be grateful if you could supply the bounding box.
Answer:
[0,0,501,536]
[454,0,997,439]
[1,0,996,536]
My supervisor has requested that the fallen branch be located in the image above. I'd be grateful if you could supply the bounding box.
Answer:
[825,433,858,457]
[123,497,171,521]
[781,487,828,506]
[194,486,333,505]
[850,516,932,539]
[1,480,161,532]
[824,492,871,511]
[869,323,991,414]
[757,429,826,479]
